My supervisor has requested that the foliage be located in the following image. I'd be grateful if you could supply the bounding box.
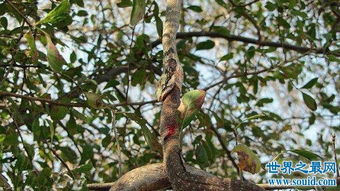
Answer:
[0,0,339,190]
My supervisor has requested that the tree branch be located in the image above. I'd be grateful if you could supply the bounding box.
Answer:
[151,31,336,55]
[0,91,158,108]
[88,163,340,190]
[203,67,271,91]
[209,125,241,177]
[5,0,33,29]
[203,52,311,91]
[0,64,41,68]
[62,62,161,100]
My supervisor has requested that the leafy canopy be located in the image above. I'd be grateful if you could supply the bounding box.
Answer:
[0,0,339,190]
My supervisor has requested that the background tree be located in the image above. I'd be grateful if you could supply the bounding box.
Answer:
[0,0,339,190]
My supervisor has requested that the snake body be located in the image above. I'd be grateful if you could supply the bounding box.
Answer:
[156,0,183,101]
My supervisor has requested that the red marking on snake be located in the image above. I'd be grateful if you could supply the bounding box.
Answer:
[166,125,177,137]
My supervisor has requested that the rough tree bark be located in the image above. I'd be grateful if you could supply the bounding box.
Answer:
[90,164,340,191]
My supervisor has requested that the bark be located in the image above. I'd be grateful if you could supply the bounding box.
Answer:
[108,163,169,191]
[88,163,247,191]
[106,163,216,191]
[91,164,340,190]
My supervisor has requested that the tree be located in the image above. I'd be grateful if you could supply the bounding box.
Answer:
[0,0,339,190]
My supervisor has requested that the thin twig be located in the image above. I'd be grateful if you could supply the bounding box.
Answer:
[203,67,271,91]
[57,121,82,155]
[0,91,158,108]
[240,0,260,7]
[0,64,41,68]
[5,0,33,28]
[227,0,262,41]
[203,52,311,91]
[209,125,242,178]
[46,142,75,179]
[111,110,123,177]
[151,32,334,55]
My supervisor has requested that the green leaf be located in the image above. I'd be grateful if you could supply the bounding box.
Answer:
[277,16,290,29]
[195,142,209,167]
[66,115,81,135]
[301,78,318,89]
[309,113,316,125]
[130,0,146,26]
[73,0,84,7]
[0,17,8,29]
[24,31,38,63]
[220,53,233,61]
[102,135,111,148]
[322,103,340,114]
[281,63,303,79]
[232,144,261,174]
[255,98,273,107]
[265,2,276,11]
[124,113,147,126]
[290,149,322,161]
[211,111,224,128]
[0,134,5,143]
[155,16,163,38]
[117,0,132,8]
[36,0,71,25]
[45,32,66,72]
[4,134,18,146]
[307,24,316,39]
[215,0,228,8]
[85,92,105,109]
[212,26,230,36]
[131,69,147,86]
[32,118,41,138]
[302,92,317,111]
[48,120,55,142]
[140,125,161,153]
[291,9,308,18]
[246,46,256,59]
[50,105,68,120]
[77,10,88,17]
[80,144,94,163]
[60,146,77,163]
[202,140,215,162]
[70,51,77,63]
[196,40,215,50]
[187,5,202,13]
[125,112,161,152]
[73,163,93,174]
